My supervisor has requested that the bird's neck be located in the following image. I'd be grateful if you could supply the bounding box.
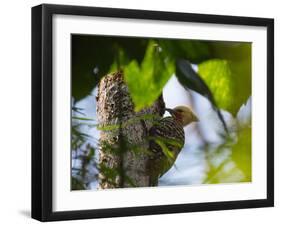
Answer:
[172,114,184,127]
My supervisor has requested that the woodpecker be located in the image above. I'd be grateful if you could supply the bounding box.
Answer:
[148,105,198,186]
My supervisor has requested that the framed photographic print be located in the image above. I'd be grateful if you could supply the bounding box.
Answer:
[32,4,274,221]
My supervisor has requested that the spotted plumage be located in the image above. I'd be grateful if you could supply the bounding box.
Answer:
[148,117,184,185]
[147,106,198,186]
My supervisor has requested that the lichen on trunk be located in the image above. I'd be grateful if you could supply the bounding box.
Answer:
[96,71,165,188]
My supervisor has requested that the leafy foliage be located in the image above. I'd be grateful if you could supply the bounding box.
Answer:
[154,138,175,160]
[175,59,228,132]
[71,35,252,189]
[232,127,252,181]
[158,39,211,64]
[198,58,250,116]
[207,43,252,115]
[71,111,98,189]
[71,177,86,190]
[198,59,237,114]
[124,41,174,111]
[72,36,251,114]
[204,125,251,184]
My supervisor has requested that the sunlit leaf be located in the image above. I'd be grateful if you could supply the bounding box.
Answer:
[198,43,251,115]
[232,127,252,181]
[198,59,235,112]
[154,138,175,161]
[175,59,228,132]
[198,57,250,115]
[124,41,174,111]
[72,116,94,121]
[204,125,251,184]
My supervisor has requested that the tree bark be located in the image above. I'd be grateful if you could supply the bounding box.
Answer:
[96,71,165,189]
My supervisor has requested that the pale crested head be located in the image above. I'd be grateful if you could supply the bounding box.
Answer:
[166,105,199,127]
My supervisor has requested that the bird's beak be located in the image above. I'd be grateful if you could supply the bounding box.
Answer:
[165,108,176,116]
[193,114,199,122]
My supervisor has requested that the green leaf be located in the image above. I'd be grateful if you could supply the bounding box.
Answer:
[158,39,212,64]
[198,57,250,115]
[71,177,86,190]
[99,163,120,181]
[72,116,94,121]
[203,125,251,184]
[210,42,251,62]
[198,59,235,113]
[232,127,252,181]
[154,138,175,161]
[175,60,228,133]
[124,41,174,111]
[176,42,251,127]
[197,43,251,115]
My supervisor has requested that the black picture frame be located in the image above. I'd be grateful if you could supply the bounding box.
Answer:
[32,3,274,222]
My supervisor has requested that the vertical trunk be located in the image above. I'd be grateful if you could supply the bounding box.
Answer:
[96,71,165,188]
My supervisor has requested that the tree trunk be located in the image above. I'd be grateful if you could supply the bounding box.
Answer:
[96,71,165,189]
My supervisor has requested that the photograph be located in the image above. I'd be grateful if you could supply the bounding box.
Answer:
[31,3,273,221]
[71,35,252,190]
